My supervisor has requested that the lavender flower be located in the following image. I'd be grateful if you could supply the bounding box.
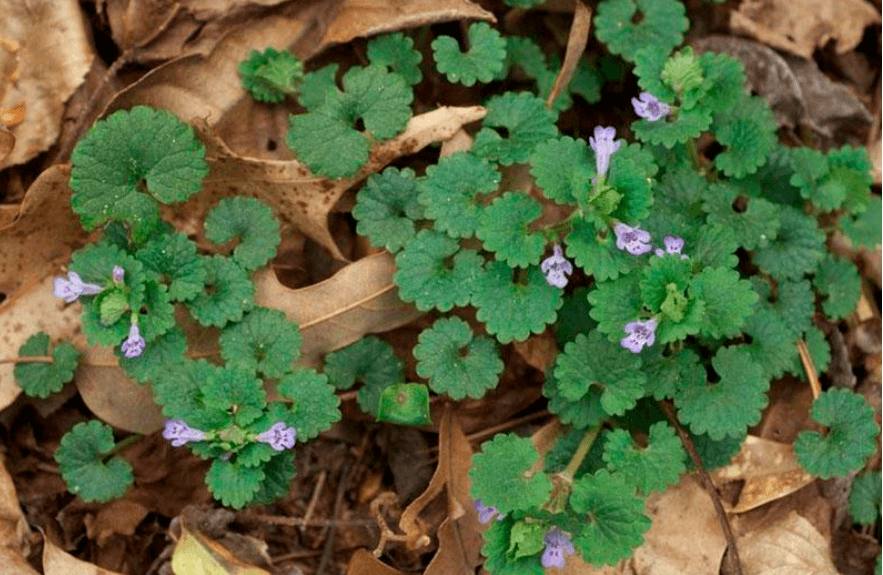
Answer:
[120,323,146,358]
[163,418,206,446]
[256,422,297,451]
[52,271,102,303]
[621,318,658,353]
[541,528,575,568]
[588,126,622,178]
[541,245,574,288]
[614,223,652,255]
[473,499,504,524]
[654,235,688,259]
[631,92,670,122]
[112,265,125,284]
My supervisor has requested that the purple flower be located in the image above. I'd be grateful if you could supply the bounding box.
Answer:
[614,223,652,255]
[473,499,504,524]
[654,235,688,260]
[541,528,575,568]
[112,266,125,284]
[163,418,206,446]
[621,318,658,353]
[52,271,103,303]
[256,422,296,451]
[631,92,670,122]
[541,245,574,288]
[588,126,622,178]
[120,323,146,358]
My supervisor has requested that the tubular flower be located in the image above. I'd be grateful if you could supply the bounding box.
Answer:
[654,235,688,259]
[112,265,125,284]
[621,318,658,353]
[473,499,504,523]
[120,323,146,358]
[614,223,652,255]
[163,418,206,446]
[541,245,574,288]
[631,92,670,122]
[256,422,297,451]
[541,527,575,568]
[588,126,622,178]
[52,271,103,303]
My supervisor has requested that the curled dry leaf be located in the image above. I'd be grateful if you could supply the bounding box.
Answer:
[254,252,422,367]
[190,105,486,260]
[43,534,126,575]
[75,343,166,435]
[730,0,881,59]
[0,458,37,575]
[346,548,406,575]
[170,524,272,575]
[545,1,591,108]
[0,123,13,163]
[0,0,94,169]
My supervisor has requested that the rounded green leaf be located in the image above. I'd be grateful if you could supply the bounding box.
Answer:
[476,192,546,267]
[204,197,280,272]
[54,420,134,503]
[187,256,255,328]
[431,22,506,86]
[277,369,341,441]
[469,433,552,515]
[220,307,302,377]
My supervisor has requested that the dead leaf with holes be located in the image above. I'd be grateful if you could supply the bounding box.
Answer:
[0,0,94,169]
[255,252,422,367]
[182,105,487,260]
[730,0,881,60]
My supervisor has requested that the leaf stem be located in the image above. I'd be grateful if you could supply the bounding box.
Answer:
[109,434,142,456]
[0,356,54,365]
[558,425,600,484]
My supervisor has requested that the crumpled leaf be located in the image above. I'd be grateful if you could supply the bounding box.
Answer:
[185,106,485,260]
[730,0,880,59]
[253,252,422,367]
[0,0,94,169]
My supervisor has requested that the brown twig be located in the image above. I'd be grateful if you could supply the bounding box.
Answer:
[369,491,411,557]
[0,356,54,365]
[300,470,327,535]
[659,400,744,575]
[797,339,822,399]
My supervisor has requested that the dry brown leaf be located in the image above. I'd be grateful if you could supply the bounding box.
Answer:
[0,164,88,297]
[730,0,881,60]
[191,105,486,259]
[0,0,94,169]
[0,458,36,575]
[0,275,82,412]
[43,535,126,575]
[254,252,422,367]
[345,548,406,575]
[738,511,839,575]
[0,123,13,163]
[170,524,271,575]
[75,344,166,435]
[545,1,591,107]
[83,500,149,547]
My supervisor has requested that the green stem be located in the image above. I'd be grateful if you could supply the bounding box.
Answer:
[109,434,142,456]
[0,356,54,365]
[558,425,600,484]
[686,139,702,172]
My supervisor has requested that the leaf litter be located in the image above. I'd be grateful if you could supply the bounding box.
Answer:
[0,0,879,574]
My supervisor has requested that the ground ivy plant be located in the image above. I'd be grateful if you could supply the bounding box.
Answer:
[9,0,880,568]
[257,2,875,571]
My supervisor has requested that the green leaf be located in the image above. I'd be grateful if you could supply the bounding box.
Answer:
[504,0,544,6]
[353,167,423,253]
[238,48,304,103]
[414,317,503,400]
[377,383,431,426]
[588,272,644,342]
[813,257,861,320]
[769,280,815,338]
[603,422,686,495]
[204,197,280,271]
[689,431,744,471]
[277,369,341,441]
[151,360,231,431]
[661,47,705,106]
[476,192,546,267]
[687,224,739,270]
[220,307,302,377]
[508,522,547,560]
[205,458,265,509]
[840,196,882,249]
[322,336,402,417]
[187,256,254,328]
[286,111,369,178]
[639,256,692,313]
[794,388,879,479]
[367,32,422,85]
[632,106,712,148]
[544,373,607,429]
[792,145,873,213]
[643,348,704,400]
[554,331,646,416]
[136,232,206,302]
[472,262,563,344]
[417,152,500,239]
[570,469,652,566]
[14,333,80,398]
[117,325,187,383]
[594,0,688,63]
[801,325,831,377]
[675,346,769,440]
[753,207,826,281]
[639,257,705,344]
[744,309,798,380]
[327,64,414,140]
[431,22,506,86]
[712,94,777,178]
[471,92,558,165]
[481,519,545,575]
[70,242,147,305]
[608,144,657,222]
[201,365,267,427]
[394,229,485,312]
[690,267,758,339]
[702,182,781,250]
[469,433,552,515]
[530,136,593,205]
[298,64,339,110]
[250,451,296,505]
[848,471,881,525]
[54,420,134,503]
[565,216,637,282]
[69,106,208,242]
